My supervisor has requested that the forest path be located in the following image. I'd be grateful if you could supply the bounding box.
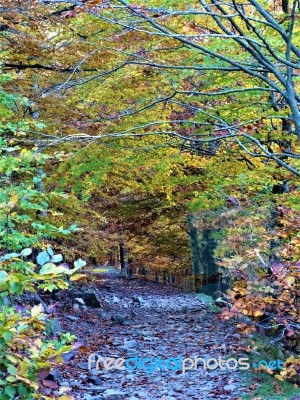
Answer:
[54,272,249,400]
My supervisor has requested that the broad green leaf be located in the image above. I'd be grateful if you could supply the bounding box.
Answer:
[4,385,16,398]
[1,253,20,261]
[37,251,50,266]
[73,259,86,269]
[39,263,57,275]
[21,248,32,257]
[0,271,8,283]
[51,254,63,263]
[47,246,54,257]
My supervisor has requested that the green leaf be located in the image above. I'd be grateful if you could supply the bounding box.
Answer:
[47,246,54,257]
[37,251,50,266]
[20,248,32,257]
[9,282,21,293]
[18,386,30,396]
[3,331,12,342]
[51,254,63,263]
[74,259,86,269]
[4,385,16,398]
[1,253,20,261]
[39,263,57,275]
[0,271,8,284]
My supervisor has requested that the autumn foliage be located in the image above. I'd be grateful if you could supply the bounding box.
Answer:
[0,0,299,390]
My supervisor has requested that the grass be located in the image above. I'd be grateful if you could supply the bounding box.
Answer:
[241,371,299,399]
[241,334,299,399]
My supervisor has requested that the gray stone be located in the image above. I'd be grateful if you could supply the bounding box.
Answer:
[87,376,103,385]
[186,389,198,396]
[60,381,69,386]
[224,384,236,391]
[112,295,121,303]
[143,336,158,342]
[103,389,126,400]
[71,290,101,308]
[66,315,80,321]
[77,362,90,370]
[111,313,129,325]
[139,330,153,336]
[152,377,163,384]
[99,311,112,319]
[123,340,138,349]
[125,374,136,381]
[62,350,77,362]
[132,296,145,305]
[47,369,63,382]
[75,297,85,305]
[126,351,139,357]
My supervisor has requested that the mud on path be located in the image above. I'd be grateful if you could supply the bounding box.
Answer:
[52,272,249,400]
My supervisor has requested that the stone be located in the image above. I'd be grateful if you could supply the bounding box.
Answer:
[66,315,80,321]
[111,313,129,325]
[77,362,90,370]
[138,330,153,337]
[224,384,236,391]
[75,297,85,305]
[186,389,198,396]
[112,295,121,303]
[123,340,138,349]
[71,290,101,308]
[46,369,63,382]
[181,306,188,313]
[87,377,103,385]
[102,389,126,399]
[62,350,77,362]
[132,296,145,305]
[99,311,112,319]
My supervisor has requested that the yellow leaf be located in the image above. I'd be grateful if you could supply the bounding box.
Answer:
[8,194,19,208]
[285,276,295,285]
[275,374,284,381]
[6,355,19,364]
[31,304,44,317]
[253,310,264,317]
[70,274,87,281]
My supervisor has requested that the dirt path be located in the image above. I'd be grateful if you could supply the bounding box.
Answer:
[53,273,248,400]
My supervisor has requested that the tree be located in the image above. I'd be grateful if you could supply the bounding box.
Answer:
[6,0,298,175]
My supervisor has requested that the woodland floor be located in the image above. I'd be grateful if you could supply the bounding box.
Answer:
[48,270,258,400]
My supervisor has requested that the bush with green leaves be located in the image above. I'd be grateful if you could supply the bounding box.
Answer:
[0,72,83,399]
[0,247,85,399]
